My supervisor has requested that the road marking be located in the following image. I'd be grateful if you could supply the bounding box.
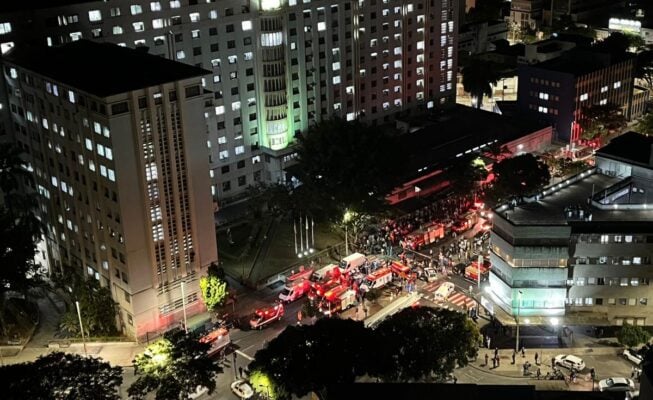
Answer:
[235,349,255,361]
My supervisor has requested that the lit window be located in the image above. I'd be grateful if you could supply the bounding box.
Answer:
[244,52,253,61]
[228,55,237,64]
[231,101,241,111]
[540,92,550,100]
[85,138,93,150]
[88,10,102,22]
[613,81,621,89]
[152,19,163,29]
[242,20,252,31]
[215,105,225,115]
[219,150,229,160]
[93,122,101,134]
[97,143,105,157]
[580,93,588,101]
[170,0,180,8]
[235,145,245,155]
[113,26,123,35]
[130,5,143,15]
[150,2,161,11]
[100,165,107,177]
[108,169,115,182]
[601,86,608,93]
[189,12,200,22]
[332,76,341,84]
[318,22,326,31]
[103,127,110,138]
[538,106,548,113]
[218,136,227,144]
[0,22,12,35]
[332,61,340,71]
[209,10,218,19]
[176,50,185,59]
[106,148,113,160]
[132,22,145,32]
[42,118,49,129]
[9,68,17,79]
[68,91,76,103]
[599,99,607,105]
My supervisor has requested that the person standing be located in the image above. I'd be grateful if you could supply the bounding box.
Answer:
[535,352,539,365]
[494,347,499,358]
[492,356,497,368]
[486,336,491,349]
[511,350,516,365]
[496,355,501,367]
[521,346,526,358]
[551,357,556,369]
[485,353,489,367]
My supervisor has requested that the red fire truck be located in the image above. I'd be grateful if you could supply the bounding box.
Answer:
[200,327,230,357]
[451,211,479,234]
[249,303,285,330]
[319,285,356,316]
[360,267,393,291]
[391,261,411,279]
[278,267,314,303]
[405,223,446,250]
[464,259,491,282]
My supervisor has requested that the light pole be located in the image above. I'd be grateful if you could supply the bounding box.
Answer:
[75,301,88,356]
[180,280,188,333]
[343,210,353,255]
[515,290,523,353]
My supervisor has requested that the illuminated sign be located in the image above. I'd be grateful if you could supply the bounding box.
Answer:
[608,18,641,33]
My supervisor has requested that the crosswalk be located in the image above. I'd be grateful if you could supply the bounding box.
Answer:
[423,281,476,309]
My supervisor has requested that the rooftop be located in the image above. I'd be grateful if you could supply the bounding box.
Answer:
[3,40,209,97]
[399,105,550,180]
[498,172,653,226]
[595,131,653,169]
[0,1,96,13]
[531,49,634,76]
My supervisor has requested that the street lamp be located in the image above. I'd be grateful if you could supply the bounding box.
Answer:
[515,290,523,354]
[180,280,188,333]
[75,300,88,356]
[343,210,353,255]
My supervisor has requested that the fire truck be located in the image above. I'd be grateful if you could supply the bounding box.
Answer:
[451,211,479,234]
[360,267,393,291]
[309,278,343,302]
[464,259,491,282]
[405,223,446,250]
[319,285,357,316]
[390,261,411,279]
[200,326,230,357]
[249,303,284,330]
[278,267,314,303]
[313,264,342,281]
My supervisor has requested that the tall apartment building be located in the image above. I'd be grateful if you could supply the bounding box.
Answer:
[2,40,218,338]
[516,49,635,143]
[486,132,653,327]
[0,0,459,206]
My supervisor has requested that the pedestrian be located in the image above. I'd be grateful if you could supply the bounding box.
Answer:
[535,352,539,365]
[511,350,516,365]
[238,366,244,379]
[496,355,500,367]
[486,336,491,349]
[453,375,458,384]
[536,368,541,380]
[485,353,489,367]
[551,357,555,369]
[494,347,499,358]
[521,346,525,358]
[492,356,497,368]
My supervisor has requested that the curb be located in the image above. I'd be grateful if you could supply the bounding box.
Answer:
[468,362,531,379]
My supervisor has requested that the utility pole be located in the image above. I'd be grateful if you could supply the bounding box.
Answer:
[515,290,523,353]
[75,301,88,356]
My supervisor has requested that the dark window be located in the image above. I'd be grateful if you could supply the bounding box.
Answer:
[184,85,201,98]
[238,175,246,186]
[226,24,234,33]
[237,160,245,169]
[222,181,231,191]
[221,165,230,174]
[111,102,129,115]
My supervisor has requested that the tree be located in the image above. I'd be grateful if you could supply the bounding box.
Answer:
[369,307,479,382]
[617,323,651,348]
[595,32,632,55]
[295,118,399,220]
[249,369,288,400]
[579,103,627,141]
[636,112,653,135]
[0,352,123,400]
[56,270,118,337]
[635,50,653,89]
[250,318,370,399]
[445,154,488,197]
[462,58,504,109]
[489,154,550,202]
[199,271,228,313]
[128,329,222,400]
[466,0,504,23]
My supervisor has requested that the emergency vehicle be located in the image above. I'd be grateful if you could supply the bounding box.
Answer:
[319,285,356,315]
[312,264,342,281]
[340,253,367,273]
[405,223,446,250]
[451,211,479,234]
[249,303,284,330]
[390,261,411,279]
[360,267,393,291]
[278,268,314,302]
[308,278,343,302]
[421,267,438,282]
[464,259,491,282]
[199,326,230,357]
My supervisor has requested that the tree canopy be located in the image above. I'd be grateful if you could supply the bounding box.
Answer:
[249,318,370,399]
[294,118,399,220]
[56,270,118,337]
[579,103,627,141]
[636,112,653,135]
[489,154,550,202]
[617,323,651,348]
[369,307,479,382]
[461,58,504,109]
[0,352,123,400]
[445,154,488,197]
[128,329,222,400]
[199,268,228,312]
[0,143,43,337]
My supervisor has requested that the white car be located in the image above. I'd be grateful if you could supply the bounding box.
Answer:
[623,348,644,365]
[434,282,455,301]
[554,354,586,371]
[626,390,639,400]
[598,377,635,392]
[230,380,254,399]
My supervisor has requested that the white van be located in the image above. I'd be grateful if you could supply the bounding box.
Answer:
[434,282,455,301]
[340,253,366,273]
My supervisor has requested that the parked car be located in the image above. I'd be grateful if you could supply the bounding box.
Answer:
[231,380,254,399]
[554,354,586,371]
[623,348,644,366]
[626,390,639,400]
[598,377,635,392]
[434,282,455,301]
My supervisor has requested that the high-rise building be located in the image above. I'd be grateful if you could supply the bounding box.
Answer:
[0,0,459,205]
[2,40,218,338]
[509,0,543,30]
[486,132,653,327]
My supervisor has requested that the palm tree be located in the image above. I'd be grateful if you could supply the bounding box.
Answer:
[462,58,503,109]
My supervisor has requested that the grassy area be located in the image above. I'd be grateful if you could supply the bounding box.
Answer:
[1,297,38,345]
[217,214,343,286]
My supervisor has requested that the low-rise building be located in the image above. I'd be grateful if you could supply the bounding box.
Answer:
[487,132,653,327]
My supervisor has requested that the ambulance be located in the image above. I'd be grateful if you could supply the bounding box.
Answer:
[278,267,314,303]
[199,326,230,357]
[360,267,393,291]
[249,303,284,329]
